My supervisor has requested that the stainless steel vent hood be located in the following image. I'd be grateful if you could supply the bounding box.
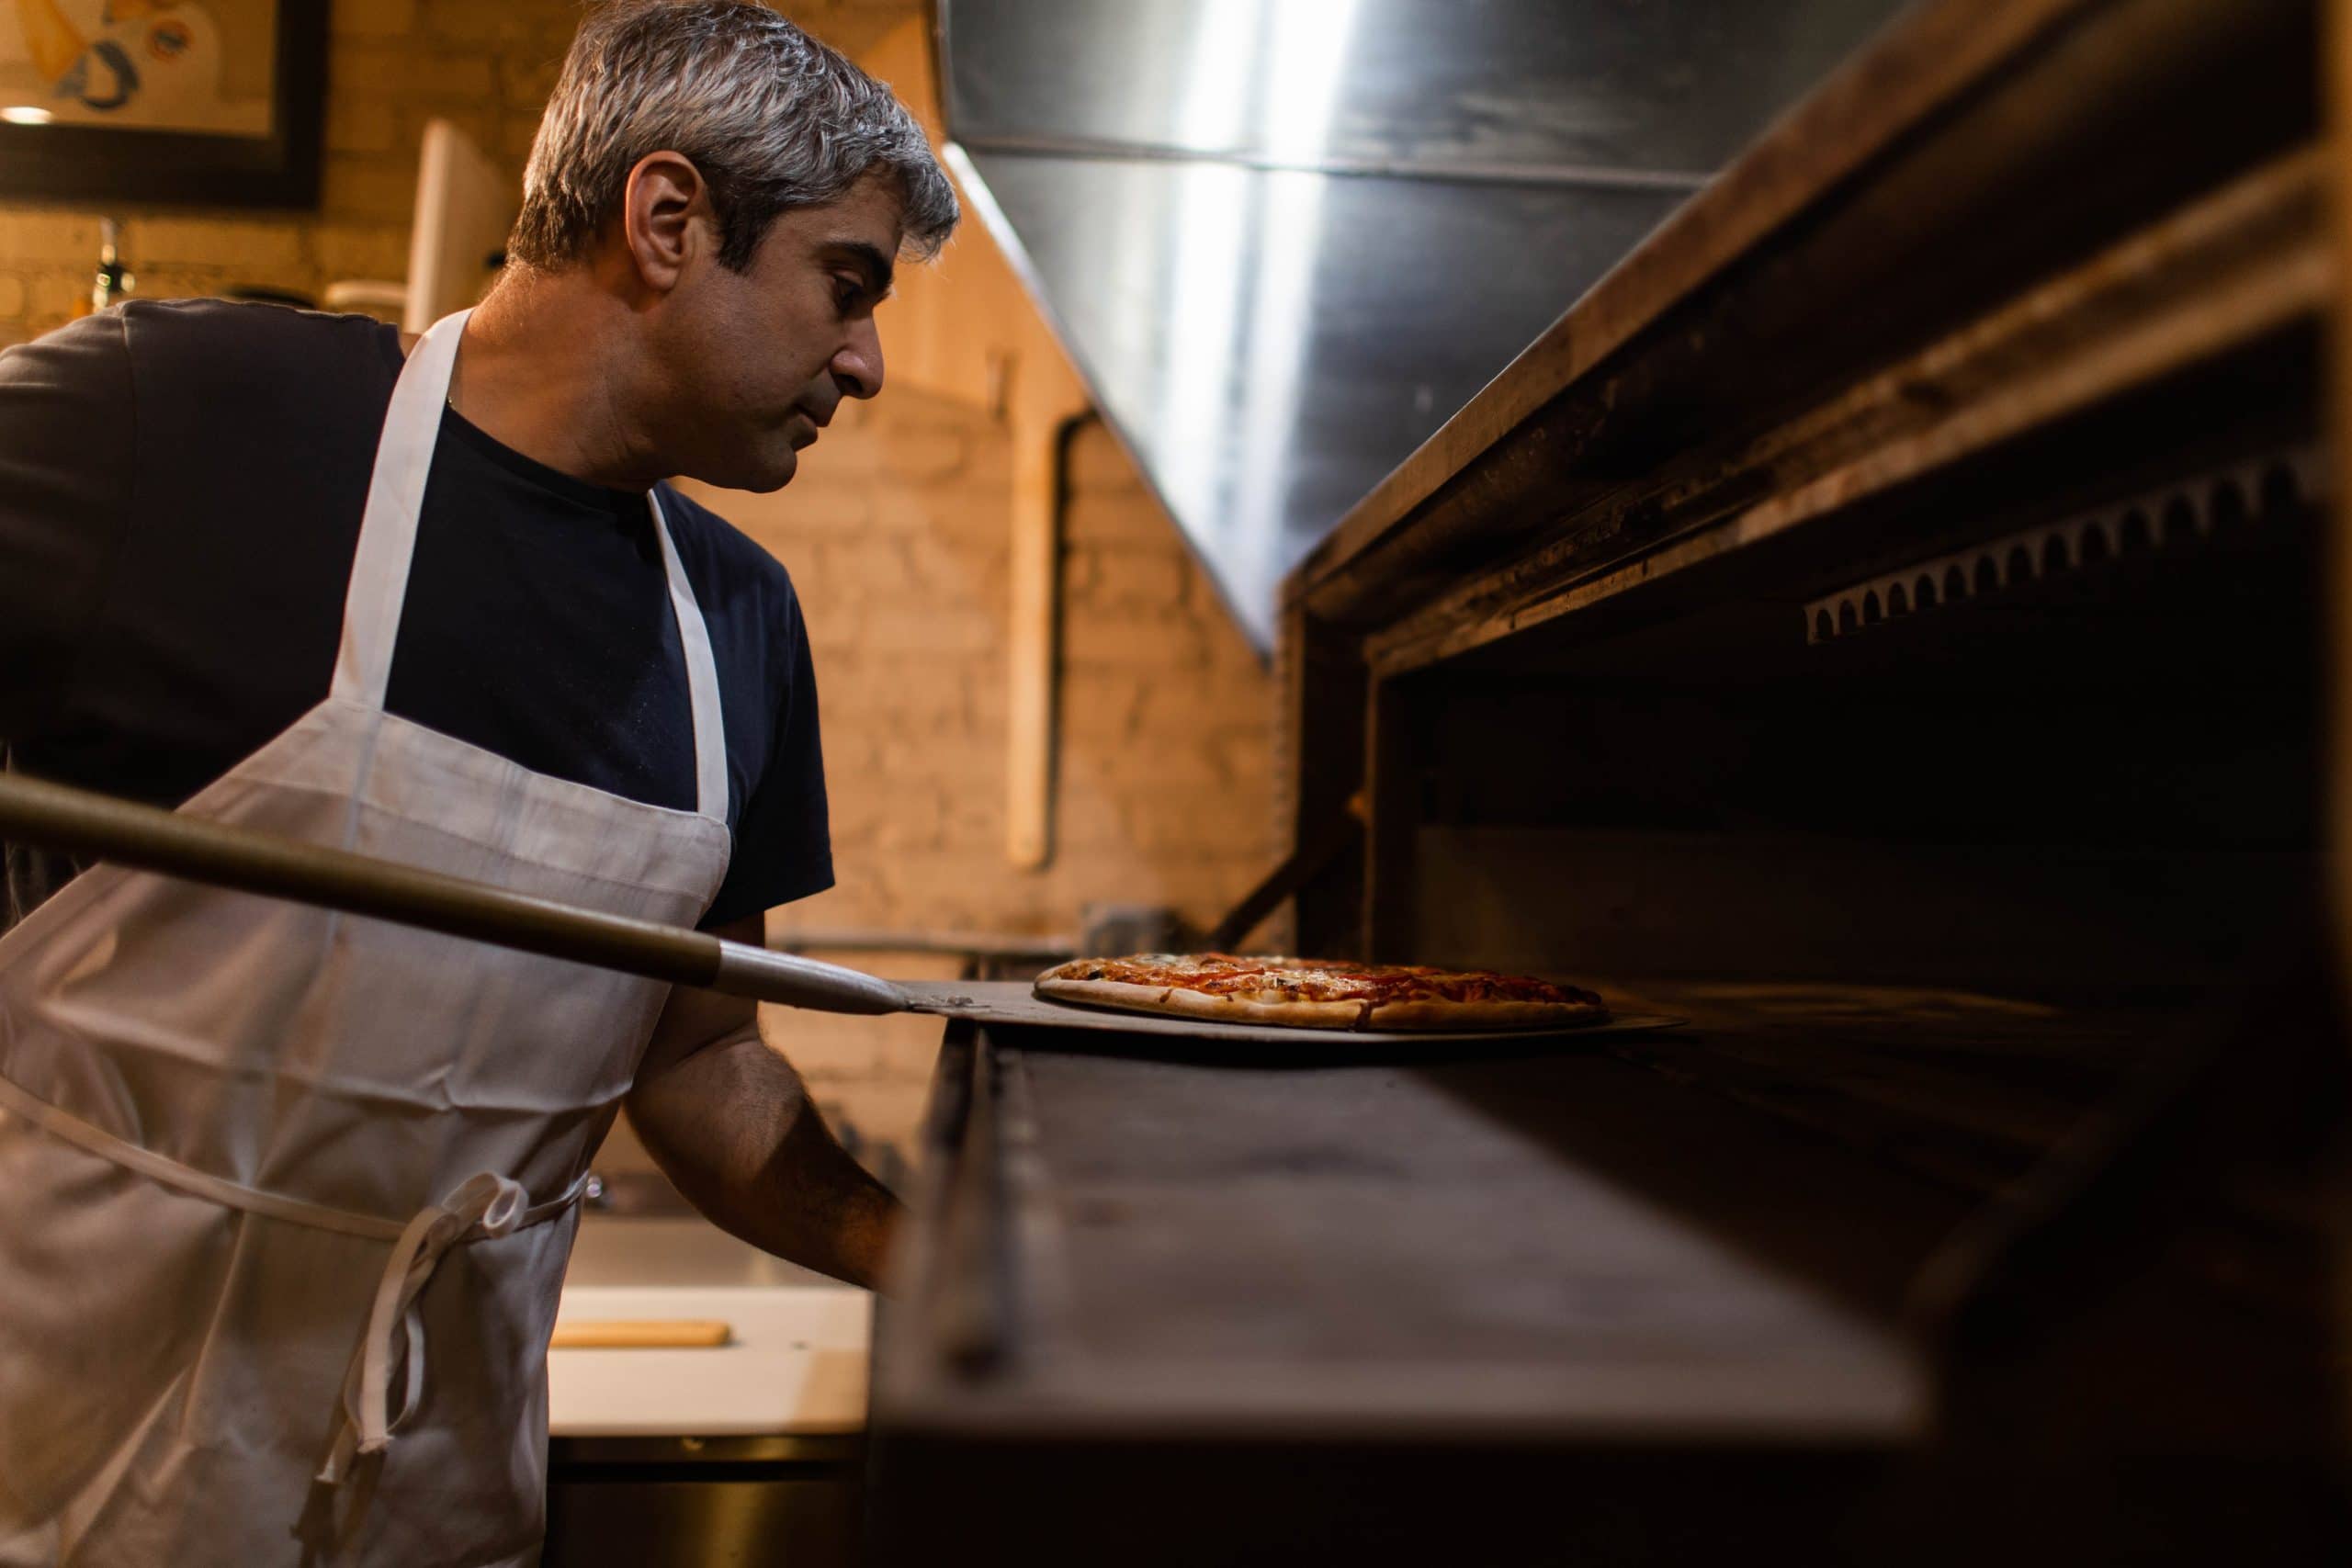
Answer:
[935,0,1914,649]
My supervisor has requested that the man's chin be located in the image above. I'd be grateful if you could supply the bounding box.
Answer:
[751,448,799,492]
[694,447,798,494]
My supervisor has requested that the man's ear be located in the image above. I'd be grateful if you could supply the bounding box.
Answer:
[621,152,709,294]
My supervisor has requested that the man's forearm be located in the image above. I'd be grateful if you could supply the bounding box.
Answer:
[626,1026,902,1289]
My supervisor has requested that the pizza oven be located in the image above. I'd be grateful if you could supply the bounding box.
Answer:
[865,0,2347,1561]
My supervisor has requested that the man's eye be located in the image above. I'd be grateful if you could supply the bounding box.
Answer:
[832,278,863,312]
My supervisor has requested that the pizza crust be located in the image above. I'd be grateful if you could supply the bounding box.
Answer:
[1034,975,1608,1033]
[1360,997,1607,1031]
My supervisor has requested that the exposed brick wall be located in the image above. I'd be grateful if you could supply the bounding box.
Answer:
[707,404,1274,944]
[1057,420,1277,924]
[0,0,1280,1167]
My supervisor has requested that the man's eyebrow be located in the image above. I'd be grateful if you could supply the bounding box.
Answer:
[826,241,895,299]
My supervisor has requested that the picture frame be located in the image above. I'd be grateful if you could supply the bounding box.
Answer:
[0,2,326,209]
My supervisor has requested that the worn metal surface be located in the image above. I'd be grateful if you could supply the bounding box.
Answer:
[875,1023,1944,1440]
[938,0,1912,646]
[943,0,1902,179]
[1275,0,2319,963]
[1287,0,2316,633]
[1361,151,2332,675]
[1802,446,2325,645]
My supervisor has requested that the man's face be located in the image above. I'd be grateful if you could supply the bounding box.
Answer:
[655,173,903,492]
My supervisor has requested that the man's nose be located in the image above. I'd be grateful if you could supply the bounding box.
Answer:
[833,319,884,400]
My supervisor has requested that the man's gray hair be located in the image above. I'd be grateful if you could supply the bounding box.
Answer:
[511,0,958,271]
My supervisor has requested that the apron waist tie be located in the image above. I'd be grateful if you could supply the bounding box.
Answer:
[0,1069,583,1487]
[317,1170,582,1488]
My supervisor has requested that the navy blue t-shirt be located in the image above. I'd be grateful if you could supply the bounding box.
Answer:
[0,299,831,931]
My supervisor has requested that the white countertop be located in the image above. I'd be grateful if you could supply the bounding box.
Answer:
[548,1283,871,1437]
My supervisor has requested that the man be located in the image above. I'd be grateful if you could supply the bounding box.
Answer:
[0,3,956,1562]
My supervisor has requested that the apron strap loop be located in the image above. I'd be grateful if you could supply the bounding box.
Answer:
[317,1171,578,1488]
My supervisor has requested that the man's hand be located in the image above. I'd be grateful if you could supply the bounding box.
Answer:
[624,915,903,1290]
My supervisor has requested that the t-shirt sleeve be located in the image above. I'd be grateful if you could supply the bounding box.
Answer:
[699,578,834,929]
[0,313,134,747]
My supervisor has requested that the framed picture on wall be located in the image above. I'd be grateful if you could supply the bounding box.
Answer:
[0,2,326,208]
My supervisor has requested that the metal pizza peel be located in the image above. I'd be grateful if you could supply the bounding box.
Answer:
[888,978,1682,1045]
[0,772,1675,1043]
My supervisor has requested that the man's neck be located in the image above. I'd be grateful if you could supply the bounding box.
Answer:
[447,265,662,494]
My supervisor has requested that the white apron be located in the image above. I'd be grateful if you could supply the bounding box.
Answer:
[0,310,734,1566]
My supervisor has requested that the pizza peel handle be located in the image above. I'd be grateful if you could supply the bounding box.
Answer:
[709,941,907,1013]
[0,770,910,1017]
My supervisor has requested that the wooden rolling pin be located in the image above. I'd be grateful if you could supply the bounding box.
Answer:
[550,1319,733,1349]
[0,771,907,1015]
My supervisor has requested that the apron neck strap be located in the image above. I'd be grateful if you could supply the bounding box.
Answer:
[328,309,730,823]
[329,309,465,713]
[649,490,730,822]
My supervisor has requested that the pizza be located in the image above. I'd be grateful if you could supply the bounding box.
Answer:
[1033,953,1607,1033]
